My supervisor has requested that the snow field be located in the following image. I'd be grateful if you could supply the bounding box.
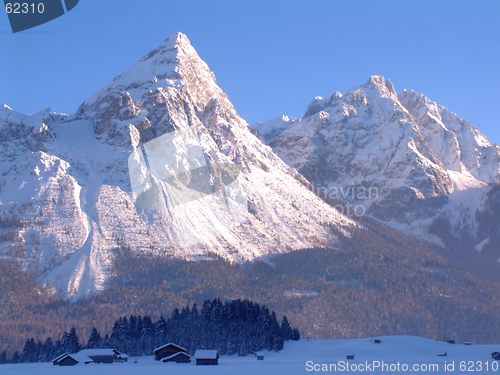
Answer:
[2,336,500,375]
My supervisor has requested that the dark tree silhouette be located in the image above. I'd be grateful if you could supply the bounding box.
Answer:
[17,299,300,362]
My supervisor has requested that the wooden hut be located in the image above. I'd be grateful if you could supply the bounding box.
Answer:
[52,353,93,366]
[255,352,264,360]
[78,349,128,363]
[194,350,219,365]
[52,353,68,366]
[154,343,188,361]
[161,352,191,363]
[374,339,381,344]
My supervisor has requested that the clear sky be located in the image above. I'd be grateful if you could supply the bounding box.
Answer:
[1,0,499,144]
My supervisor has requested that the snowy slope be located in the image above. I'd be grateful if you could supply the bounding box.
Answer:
[260,76,500,275]
[2,336,500,375]
[252,115,299,143]
[0,32,355,298]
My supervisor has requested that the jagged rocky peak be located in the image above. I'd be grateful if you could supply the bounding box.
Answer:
[399,88,500,183]
[362,75,398,100]
[261,74,500,276]
[303,91,343,119]
[75,31,242,148]
[78,31,211,113]
[303,75,399,120]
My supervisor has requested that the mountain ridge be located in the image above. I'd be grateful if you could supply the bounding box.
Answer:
[0,32,355,298]
[254,75,500,279]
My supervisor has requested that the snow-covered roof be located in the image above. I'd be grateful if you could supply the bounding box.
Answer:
[52,352,69,363]
[79,349,119,356]
[154,343,187,354]
[194,350,219,359]
[160,352,191,362]
[56,353,94,364]
[255,352,265,356]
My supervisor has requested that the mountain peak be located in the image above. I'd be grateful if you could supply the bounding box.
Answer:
[139,31,194,65]
[79,31,216,117]
[363,75,397,100]
[164,31,191,48]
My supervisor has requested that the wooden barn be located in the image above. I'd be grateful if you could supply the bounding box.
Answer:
[194,350,219,365]
[154,343,188,361]
[52,353,68,365]
[78,349,129,363]
[161,352,191,363]
[52,353,93,366]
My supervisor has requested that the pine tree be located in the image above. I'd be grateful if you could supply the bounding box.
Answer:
[35,340,43,362]
[129,315,137,340]
[172,308,180,321]
[66,327,80,353]
[237,342,248,356]
[102,334,111,348]
[155,315,167,346]
[41,338,54,362]
[291,328,301,341]
[0,350,7,364]
[11,351,20,363]
[20,338,36,363]
[86,327,102,349]
[281,316,293,341]
[273,335,284,352]
[139,316,154,356]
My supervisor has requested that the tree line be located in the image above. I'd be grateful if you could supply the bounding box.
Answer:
[1,298,300,363]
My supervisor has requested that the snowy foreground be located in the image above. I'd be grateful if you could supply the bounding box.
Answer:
[3,336,500,374]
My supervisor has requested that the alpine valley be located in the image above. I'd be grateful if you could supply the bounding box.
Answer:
[1,33,499,355]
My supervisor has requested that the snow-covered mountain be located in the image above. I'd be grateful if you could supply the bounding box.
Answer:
[0,32,355,298]
[256,75,500,278]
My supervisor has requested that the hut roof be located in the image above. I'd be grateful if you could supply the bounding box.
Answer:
[161,352,191,362]
[57,353,94,364]
[194,350,219,359]
[52,352,69,363]
[154,343,187,354]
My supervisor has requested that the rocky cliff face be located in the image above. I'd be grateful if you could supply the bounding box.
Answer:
[0,32,355,298]
[256,75,500,278]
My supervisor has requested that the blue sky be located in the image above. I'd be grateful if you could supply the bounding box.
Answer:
[1,0,499,144]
